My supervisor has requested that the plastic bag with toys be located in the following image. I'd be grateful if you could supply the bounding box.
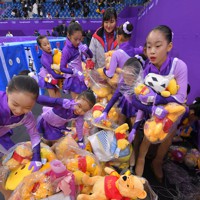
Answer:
[87,123,133,165]
[144,103,186,144]
[1,142,56,191]
[53,135,102,176]
[87,69,114,104]
[9,159,76,200]
[91,103,120,130]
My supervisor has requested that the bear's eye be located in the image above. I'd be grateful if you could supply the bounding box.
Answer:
[127,184,129,187]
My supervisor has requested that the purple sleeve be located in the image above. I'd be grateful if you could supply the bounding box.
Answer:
[104,52,118,78]
[171,59,188,103]
[22,112,41,148]
[132,110,144,129]
[86,48,93,58]
[104,89,122,113]
[60,47,73,74]
[132,95,152,113]
[37,95,63,107]
[41,56,64,79]
[75,116,84,140]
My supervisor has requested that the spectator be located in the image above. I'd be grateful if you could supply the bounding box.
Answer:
[6,31,13,37]
[33,30,40,36]
[46,12,52,19]
[55,11,59,18]
[83,2,90,17]
[70,9,75,17]
[52,27,59,37]
[46,30,51,36]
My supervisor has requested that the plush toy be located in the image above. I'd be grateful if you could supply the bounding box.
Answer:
[144,103,186,143]
[4,144,57,190]
[113,123,130,158]
[48,48,64,88]
[77,167,147,200]
[134,78,179,102]
[92,103,119,128]
[168,145,188,163]
[184,148,200,169]
[66,154,101,176]
[143,73,180,98]
[3,142,33,171]
[87,124,132,168]
[9,160,75,200]
[53,135,79,160]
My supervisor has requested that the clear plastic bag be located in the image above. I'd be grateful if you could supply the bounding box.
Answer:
[144,103,186,144]
[9,160,76,200]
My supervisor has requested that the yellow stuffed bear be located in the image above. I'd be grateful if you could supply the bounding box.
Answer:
[92,103,119,128]
[3,142,33,171]
[66,154,101,177]
[77,167,147,200]
[144,103,186,143]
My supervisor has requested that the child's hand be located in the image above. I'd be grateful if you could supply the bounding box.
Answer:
[77,138,85,149]
[78,44,88,54]
[62,99,77,109]
[28,161,42,172]
[94,112,107,123]
[138,87,156,105]
[72,68,85,82]
[152,105,168,119]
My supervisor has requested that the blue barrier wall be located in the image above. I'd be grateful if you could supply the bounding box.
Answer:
[0,37,66,91]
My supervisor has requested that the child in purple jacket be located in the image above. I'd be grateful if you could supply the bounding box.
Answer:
[60,20,93,99]
[131,25,188,180]
[37,35,64,98]
[37,89,96,148]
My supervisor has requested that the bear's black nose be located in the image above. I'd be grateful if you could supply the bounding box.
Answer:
[122,176,127,181]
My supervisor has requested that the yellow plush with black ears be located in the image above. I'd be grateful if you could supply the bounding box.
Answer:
[77,167,147,200]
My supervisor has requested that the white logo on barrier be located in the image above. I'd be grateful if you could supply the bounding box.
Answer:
[16,57,20,64]
[9,59,13,66]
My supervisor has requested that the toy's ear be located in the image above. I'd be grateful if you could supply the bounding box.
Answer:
[137,190,147,199]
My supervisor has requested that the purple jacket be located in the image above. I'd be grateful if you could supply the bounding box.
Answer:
[37,95,84,140]
[40,50,64,79]
[104,41,143,78]
[60,38,93,74]
[0,91,40,149]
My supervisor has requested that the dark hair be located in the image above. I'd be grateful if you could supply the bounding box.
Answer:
[67,20,83,36]
[123,57,142,76]
[7,75,39,99]
[18,70,30,75]
[189,97,200,118]
[150,25,173,44]
[102,7,117,25]
[36,35,47,47]
[78,89,96,108]
[134,54,147,67]
[117,21,133,39]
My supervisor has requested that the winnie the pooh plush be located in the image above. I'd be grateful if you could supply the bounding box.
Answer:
[77,167,147,200]
[3,142,32,171]
[66,154,101,176]
[144,103,186,143]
